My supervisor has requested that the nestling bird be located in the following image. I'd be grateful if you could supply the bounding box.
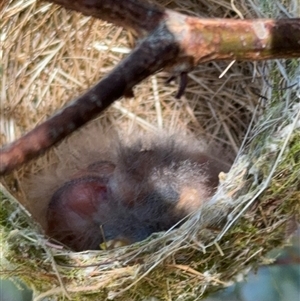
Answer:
[40,130,230,251]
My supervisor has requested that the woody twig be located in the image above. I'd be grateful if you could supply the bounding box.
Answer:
[1,0,299,175]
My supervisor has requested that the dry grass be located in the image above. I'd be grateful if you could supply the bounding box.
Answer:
[0,0,299,300]
[1,0,263,149]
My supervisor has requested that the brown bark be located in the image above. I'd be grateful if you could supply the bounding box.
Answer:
[46,0,165,35]
[0,27,180,175]
[46,1,300,61]
[165,12,300,63]
[0,0,299,175]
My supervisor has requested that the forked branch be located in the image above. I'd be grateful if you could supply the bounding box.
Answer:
[0,0,299,175]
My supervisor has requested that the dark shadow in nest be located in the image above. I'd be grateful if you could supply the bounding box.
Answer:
[23,125,233,252]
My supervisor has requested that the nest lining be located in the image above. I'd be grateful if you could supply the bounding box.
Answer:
[1,0,300,300]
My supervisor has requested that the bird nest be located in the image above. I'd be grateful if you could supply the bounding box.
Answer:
[0,0,299,300]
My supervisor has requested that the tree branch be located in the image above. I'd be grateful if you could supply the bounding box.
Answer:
[46,0,165,35]
[165,12,300,62]
[0,25,180,175]
[0,0,299,175]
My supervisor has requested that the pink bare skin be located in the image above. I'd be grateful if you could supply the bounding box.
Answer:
[46,137,230,251]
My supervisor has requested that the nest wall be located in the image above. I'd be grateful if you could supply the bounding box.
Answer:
[0,0,299,300]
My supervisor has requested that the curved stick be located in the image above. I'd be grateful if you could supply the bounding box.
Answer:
[46,0,165,35]
[0,26,180,175]
[1,0,300,175]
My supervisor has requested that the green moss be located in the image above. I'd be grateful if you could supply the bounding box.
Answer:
[1,1,299,299]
